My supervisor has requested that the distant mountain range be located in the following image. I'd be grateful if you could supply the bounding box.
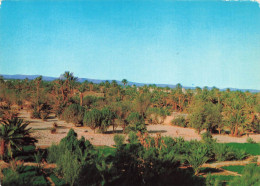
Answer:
[1,74,259,93]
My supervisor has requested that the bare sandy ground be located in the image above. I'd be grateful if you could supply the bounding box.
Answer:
[18,110,260,148]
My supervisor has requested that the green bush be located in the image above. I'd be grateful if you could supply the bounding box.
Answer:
[125,112,147,134]
[206,174,235,186]
[2,165,49,186]
[114,134,125,147]
[171,116,187,127]
[213,143,248,161]
[111,136,205,186]
[128,131,139,144]
[229,164,260,186]
[246,137,256,144]
[83,108,102,132]
[62,104,85,126]
[48,129,105,186]
[186,144,209,175]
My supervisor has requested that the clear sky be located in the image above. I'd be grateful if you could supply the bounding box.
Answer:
[0,0,259,89]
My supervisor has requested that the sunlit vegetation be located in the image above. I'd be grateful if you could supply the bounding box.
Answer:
[0,72,260,185]
[225,143,260,156]
[221,165,245,174]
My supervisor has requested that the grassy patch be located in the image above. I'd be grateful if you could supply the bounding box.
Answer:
[95,146,116,156]
[225,143,260,155]
[221,165,245,174]
[211,175,236,182]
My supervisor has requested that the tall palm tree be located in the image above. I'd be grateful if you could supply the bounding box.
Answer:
[122,79,128,88]
[0,118,36,160]
[62,71,78,93]
[78,84,86,106]
[34,76,42,112]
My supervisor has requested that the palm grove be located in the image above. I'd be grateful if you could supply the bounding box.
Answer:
[0,72,259,185]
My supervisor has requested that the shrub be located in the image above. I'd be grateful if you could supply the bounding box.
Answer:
[83,108,102,133]
[2,165,49,186]
[213,143,248,161]
[125,112,147,134]
[186,144,209,175]
[111,136,205,186]
[246,137,256,144]
[206,173,222,186]
[146,107,170,124]
[114,134,125,147]
[56,149,81,186]
[48,129,98,185]
[128,131,139,144]
[229,164,260,186]
[50,174,66,186]
[201,131,213,142]
[171,116,187,127]
[62,104,85,126]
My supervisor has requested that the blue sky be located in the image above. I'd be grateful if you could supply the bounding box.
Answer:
[0,0,259,89]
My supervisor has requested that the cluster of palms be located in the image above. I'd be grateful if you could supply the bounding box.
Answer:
[0,118,36,160]
[0,72,259,136]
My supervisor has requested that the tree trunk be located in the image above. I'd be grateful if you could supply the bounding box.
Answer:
[234,125,238,136]
[0,139,5,159]
[61,86,65,101]
[230,129,234,136]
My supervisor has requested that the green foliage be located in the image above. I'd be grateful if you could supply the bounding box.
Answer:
[30,102,51,120]
[2,165,49,186]
[0,117,37,160]
[213,143,248,161]
[146,107,170,124]
[125,112,147,133]
[221,165,245,174]
[100,107,116,133]
[62,104,85,125]
[206,174,235,186]
[111,137,205,186]
[48,129,111,186]
[95,146,116,156]
[83,108,102,132]
[186,144,209,175]
[114,134,125,147]
[229,164,260,186]
[56,149,81,186]
[226,143,260,155]
[171,116,187,127]
[83,107,116,133]
[50,174,67,186]
[127,131,139,144]
[189,101,222,133]
[246,137,256,144]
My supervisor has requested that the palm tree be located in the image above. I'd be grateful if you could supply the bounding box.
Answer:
[34,76,42,112]
[0,118,36,160]
[111,80,118,88]
[34,76,42,102]
[62,71,78,93]
[122,79,128,89]
[78,84,86,106]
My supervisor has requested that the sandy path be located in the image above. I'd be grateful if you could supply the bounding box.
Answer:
[18,110,260,148]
